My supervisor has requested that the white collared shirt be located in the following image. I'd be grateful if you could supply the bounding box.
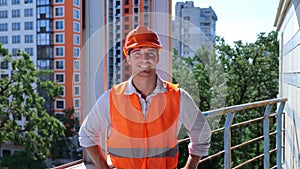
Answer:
[79,75,211,156]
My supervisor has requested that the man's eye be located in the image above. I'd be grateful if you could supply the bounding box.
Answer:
[147,52,156,57]
[132,52,140,57]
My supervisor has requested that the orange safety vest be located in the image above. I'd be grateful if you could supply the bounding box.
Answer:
[107,81,180,169]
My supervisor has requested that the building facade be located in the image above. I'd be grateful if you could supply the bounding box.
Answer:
[275,0,300,168]
[0,0,83,157]
[173,1,217,57]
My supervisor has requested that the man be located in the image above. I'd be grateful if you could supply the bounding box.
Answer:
[79,25,211,169]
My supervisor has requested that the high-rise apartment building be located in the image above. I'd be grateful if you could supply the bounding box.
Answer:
[173,1,217,57]
[0,0,82,156]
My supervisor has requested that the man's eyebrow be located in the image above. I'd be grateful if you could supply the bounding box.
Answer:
[131,49,141,53]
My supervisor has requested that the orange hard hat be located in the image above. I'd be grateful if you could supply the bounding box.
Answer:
[123,25,162,56]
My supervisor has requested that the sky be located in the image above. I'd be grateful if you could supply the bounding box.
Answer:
[172,0,280,45]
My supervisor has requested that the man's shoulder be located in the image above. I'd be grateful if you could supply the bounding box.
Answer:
[163,80,180,92]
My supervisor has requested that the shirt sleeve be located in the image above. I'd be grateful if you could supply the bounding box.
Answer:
[179,88,212,156]
[78,90,111,147]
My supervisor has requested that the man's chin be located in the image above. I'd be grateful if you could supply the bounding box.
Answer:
[134,70,155,76]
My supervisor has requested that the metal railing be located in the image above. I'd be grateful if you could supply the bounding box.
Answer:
[178,98,287,169]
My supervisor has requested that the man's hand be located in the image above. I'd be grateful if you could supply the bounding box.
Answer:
[86,146,110,169]
[182,154,201,169]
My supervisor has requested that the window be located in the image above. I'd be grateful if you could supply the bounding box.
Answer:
[54,7,64,17]
[37,33,52,45]
[24,0,33,4]
[38,20,51,32]
[55,73,64,83]
[125,25,129,30]
[37,60,51,70]
[0,36,8,44]
[74,0,79,6]
[24,22,33,30]
[59,86,65,97]
[54,0,64,4]
[1,74,8,78]
[0,61,8,69]
[12,48,18,55]
[24,8,33,17]
[55,60,64,70]
[37,6,51,19]
[24,48,33,56]
[12,0,20,5]
[134,0,139,5]
[73,9,80,19]
[55,20,64,30]
[134,8,138,13]
[124,0,129,5]
[74,47,80,58]
[74,73,80,83]
[74,98,80,108]
[133,15,138,23]
[0,23,7,31]
[12,9,20,18]
[0,0,7,6]
[0,11,7,19]
[24,35,33,43]
[12,22,20,31]
[74,60,80,70]
[73,34,80,45]
[12,35,21,44]
[74,86,80,96]
[55,33,64,44]
[55,100,65,109]
[125,8,129,13]
[55,47,64,57]
[125,16,129,22]
[73,21,80,32]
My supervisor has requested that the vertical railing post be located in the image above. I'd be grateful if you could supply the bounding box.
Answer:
[264,104,272,169]
[224,113,234,169]
[276,102,285,169]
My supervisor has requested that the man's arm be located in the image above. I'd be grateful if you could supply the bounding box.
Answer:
[179,89,212,168]
[182,154,201,169]
[86,145,110,169]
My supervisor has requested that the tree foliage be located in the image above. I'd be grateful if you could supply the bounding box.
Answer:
[0,45,65,159]
[173,31,279,168]
[0,151,46,169]
[51,107,80,159]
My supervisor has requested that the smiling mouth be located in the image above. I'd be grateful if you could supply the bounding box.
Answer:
[138,65,152,69]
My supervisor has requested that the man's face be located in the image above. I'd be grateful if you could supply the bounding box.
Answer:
[127,47,159,77]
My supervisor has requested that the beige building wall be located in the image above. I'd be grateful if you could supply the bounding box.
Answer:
[275,0,300,168]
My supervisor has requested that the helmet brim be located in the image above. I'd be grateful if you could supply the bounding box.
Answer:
[124,42,162,56]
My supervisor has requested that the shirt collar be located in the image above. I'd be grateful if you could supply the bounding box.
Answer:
[124,74,167,95]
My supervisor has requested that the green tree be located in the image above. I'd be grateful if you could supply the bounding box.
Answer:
[51,107,80,159]
[173,47,226,168]
[0,151,46,169]
[0,46,65,160]
[173,30,279,168]
[212,31,279,169]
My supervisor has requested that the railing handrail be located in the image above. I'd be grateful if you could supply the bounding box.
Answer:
[178,98,287,169]
[202,98,287,117]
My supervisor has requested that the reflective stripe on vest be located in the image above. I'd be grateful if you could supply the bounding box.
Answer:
[108,146,178,158]
[107,81,180,169]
